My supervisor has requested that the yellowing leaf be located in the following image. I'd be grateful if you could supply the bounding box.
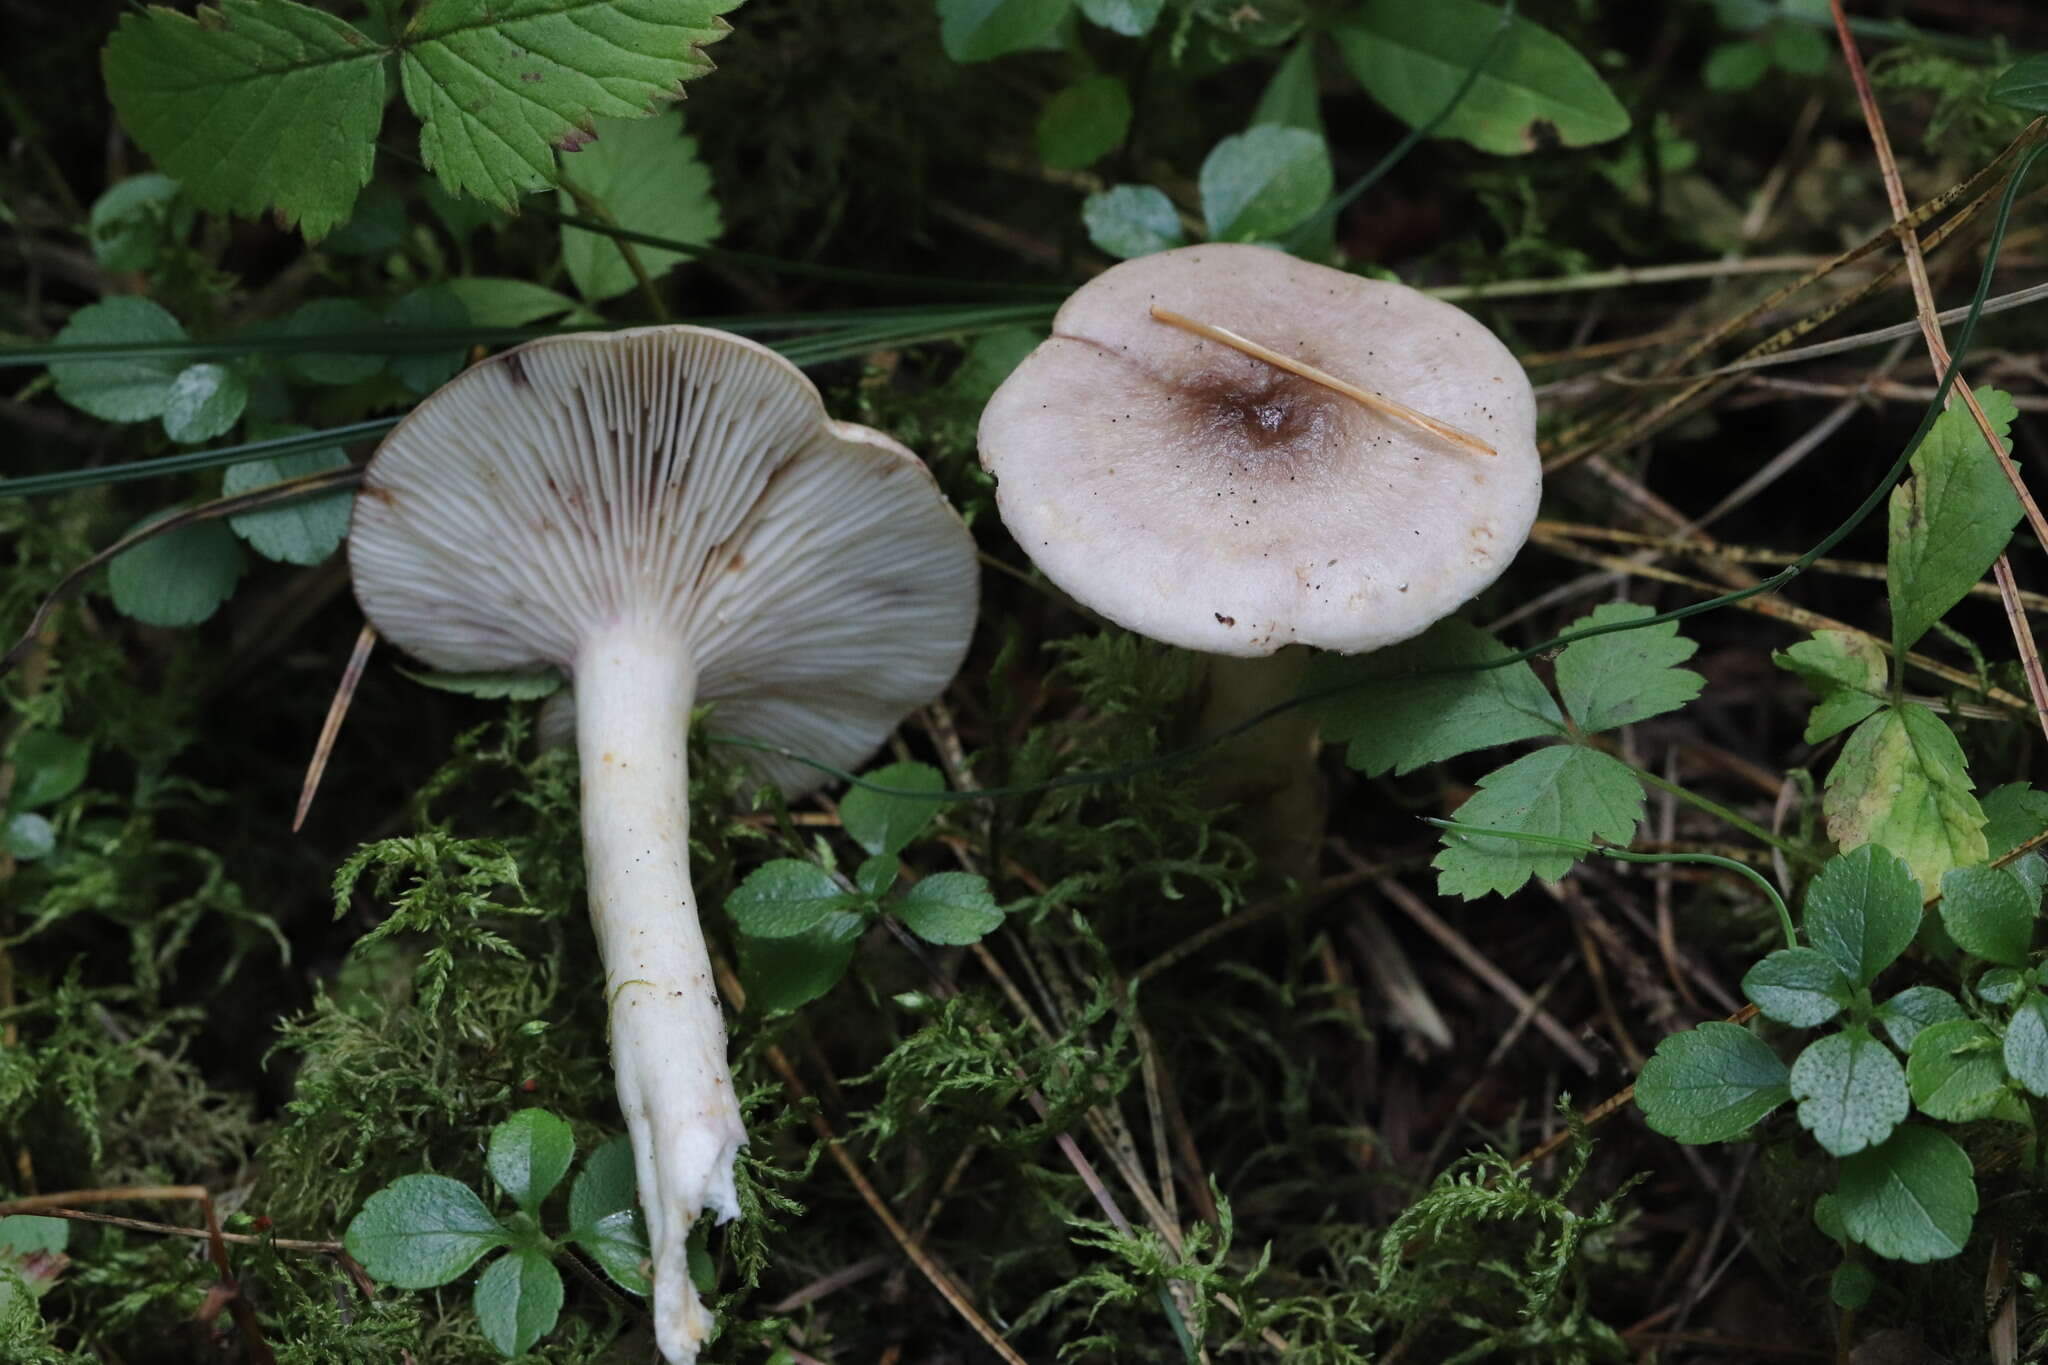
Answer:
[1823,703,1987,892]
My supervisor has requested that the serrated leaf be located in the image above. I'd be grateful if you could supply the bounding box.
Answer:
[1991,54,2048,113]
[102,0,385,238]
[1433,745,1641,898]
[385,285,470,394]
[1802,844,1922,989]
[1835,1124,1976,1262]
[1742,947,1851,1028]
[162,363,248,444]
[47,297,187,423]
[1199,125,1332,241]
[107,512,246,628]
[1553,602,1703,733]
[1037,76,1131,170]
[1823,703,1987,892]
[0,1217,67,1258]
[8,732,90,811]
[1790,1027,1908,1157]
[473,1248,562,1356]
[1888,389,2021,652]
[488,1110,575,1214]
[568,1136,649,1295]
[898,872,1003,946]
[558,112,721,303]
[1076,0,1161,35]
[344,1173,509,1288]
[1314,618,1563,776]
[1332,0,1630,156]
[1774,629,1888,743]
[224,436,353,565]
[399,667,567,701]
[1874,985,1964,1052]
[726,860,853,938]
[1906,1017,2008,1121]
[1635,1021,1790,1143]
[1938,864,2036,968]
[938,0,1070,61]
[738,909,863,1014]
[4,814,55,863]
[839,762,946,857]
[1081,185,1186,259]
[2005,992,2048,1096]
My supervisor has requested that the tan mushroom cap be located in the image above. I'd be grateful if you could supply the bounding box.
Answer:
[978,243,1540,656]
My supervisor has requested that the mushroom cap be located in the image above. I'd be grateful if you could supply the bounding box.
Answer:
[978,243,1539,656]
[349,325,978,796]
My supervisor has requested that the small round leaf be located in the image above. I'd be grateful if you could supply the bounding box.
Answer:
[897,872,1003,946]
[1082,185,1187,260]
[161,363,248,444]
[1836,1125,1977,1263]
[1635,1022,1790,1144]
[1789,1027,1908,1157]
[107,512,246,628]
[488,1110,575,1214]
[344,1174,508,1288]
[472,1248,563,1356]
[726,860,853,939]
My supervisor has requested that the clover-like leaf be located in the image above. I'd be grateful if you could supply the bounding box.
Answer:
[1789,1027,1908,1158]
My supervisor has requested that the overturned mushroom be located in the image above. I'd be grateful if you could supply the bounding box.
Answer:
[348,325,978,1363]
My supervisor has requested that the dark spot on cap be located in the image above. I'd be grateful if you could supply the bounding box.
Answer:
[1215,613,1235,626]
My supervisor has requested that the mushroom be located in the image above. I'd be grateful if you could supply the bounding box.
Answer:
[347,325,978,1363]
[977,244,1538,858]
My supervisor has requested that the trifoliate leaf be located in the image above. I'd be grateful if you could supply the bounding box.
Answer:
[47,297,187,423]
[473,1248,562,1356]
[1037,76,1131,169]
[344,1173,509,1288]
[1888,389,2021,652]
[838,762,945,858]
[1433,745,1642,898]
[102,0,385,239]
[2003,992,2048,1096]
[938,0,1071,61]
[1823,703,1987,892]
[1937,864,2035,968]
[161,363,248,444]
[738,909,863,1014]
[1199,125,1332,241]
[1314,617,1564,776]
[898,872,1004,946]
[1076,0,1162,35]
[1874,985,1963,1052]
[223,433,353,565]
[1553,602,1703,733]
[557,112,721,303]
[1789,1026,1908,1157]
[1331,0,1630,156]
[1802,844,1921,989]
[1906,1018,2008,1122]
[1773,629,1888,743]
[384,285,470,394]
[1991,54,2048,113]
[1081,185,1186,259]
[7,731,90,811]
[487,1109,575,1214]
[1741,947,1851,1028]
[1635,1021,1790,1143]
[398,668,567,701]
[569,1136,648,1295]
[726,860,856,939]
[1835,1124,1976,1262]
[107,511,246,628]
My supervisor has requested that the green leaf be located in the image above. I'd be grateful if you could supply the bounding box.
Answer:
[442,278,594,328]
[1765,21,1829,75]
[1255,36,1324,132]
[1553,602,1703,734]
[1702,40,1769,92]
[107,512,246,628]
[1433,745,1642,898]
[1199,125,1332,241]
[1037,76,1131,170]
[488,1110,575,1214]
[1635,1021,1791,1143]
[727,860,854,938]
[1835,1124,1976,1262]
[898,872,1004,946]
[162,363,249,444]
[4,814,55,863]
[558,112,722,303]
[283,298,385,385]
[1802,844,1922,989]
[8,732,90,811]
[1976,966,2026,1005]
[569,1135,649,1295]
[1887,389,2021,652]
[102,0,385,239]
[1331,0,1631,156]
[399,667,567,701]
[385,285,471,394]
[1741,947,1851,1028]
[1906,1017,2008,1122]
[1774,629,1887,743]
[941,327,1042,410]
[1314,618,1564,776]
[738,909,863,1013]
[855,853,898,900]
[2004,992,2048,1096]
[47,297,187,422]
[473,1248,563,1356]
[223,436,354,565]
[324,182,408,255]
[1823,703,1987,893]
[1874,985,1964,1052]
[1831,1260,1876,1311]
[1075,0,1161,36]
[1081,185,1186,259]
[1982,782,2048,858]
[89,173,188,271]
[938,0,1071,61]
[1990,54,2048,113]
[0,1218,66,1258]
[1938,864,2036,968]
[839,762,946,857]
[1789,1027,1908,1157]
[344,1173,509,1288]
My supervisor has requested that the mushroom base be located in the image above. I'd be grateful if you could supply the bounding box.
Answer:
[575,625,745,1365]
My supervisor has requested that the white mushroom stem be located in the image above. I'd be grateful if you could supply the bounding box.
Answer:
[574,621,745,1365]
